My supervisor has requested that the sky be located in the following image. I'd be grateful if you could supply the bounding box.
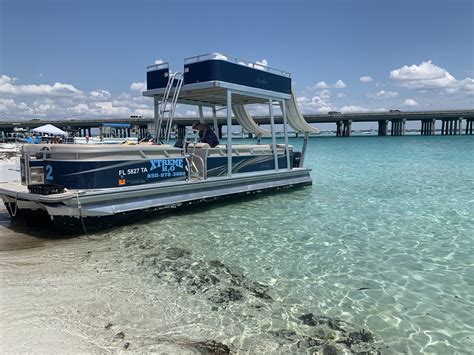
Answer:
[0,0,473,126]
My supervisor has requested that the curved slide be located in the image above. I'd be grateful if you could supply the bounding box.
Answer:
[232,104,271,137]
[283,89,319,133]
[233,90,318,136]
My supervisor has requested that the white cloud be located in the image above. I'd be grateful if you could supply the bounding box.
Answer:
[0,74,82,96]
[0,98,34,118]
[185,110,197,117]
[333,80,346,88]
[90,89,111,99]
[458,78,474,94]
[154,59,164,65]
[0,74,159,120]
[315,80,346,89]
[389,60,474,94]
[369,90,399,99]
[340,105,370,113]
[315,81,329,89]
[403,99,418,106]
[390,60,450,82]
[297,90,334,113]
[336,92,346,98]
[339,105,387,113]
[130,82,146,91]
[360,76,373,82]
[70,103,90,114]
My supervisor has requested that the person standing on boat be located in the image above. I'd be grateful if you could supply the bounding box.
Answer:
[192,122,219,147]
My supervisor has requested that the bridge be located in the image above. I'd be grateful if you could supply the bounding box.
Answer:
[1,109,473,138]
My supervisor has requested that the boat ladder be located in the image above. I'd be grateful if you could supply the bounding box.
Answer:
[154,72,184,143]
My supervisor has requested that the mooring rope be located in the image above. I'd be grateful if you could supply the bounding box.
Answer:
[76,193,88,235]
[11,192,19,217]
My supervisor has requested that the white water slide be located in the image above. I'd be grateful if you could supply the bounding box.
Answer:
[232,105,271,136]
[232,90,318,136]
[283,89,319,134]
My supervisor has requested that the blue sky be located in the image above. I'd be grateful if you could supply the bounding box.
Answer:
[0,0,473,123]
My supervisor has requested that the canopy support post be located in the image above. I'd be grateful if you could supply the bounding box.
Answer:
[300,132,309,167]
[198,105,204,121]
[153,96,159,140]
[281,99,291,170]
[212,106,218,133]
[226,90,233,178]
[269,99,279,171]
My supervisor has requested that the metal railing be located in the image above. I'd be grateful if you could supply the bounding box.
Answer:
[154,72,184,143]
[146,62,170,72]
[183,53,291,78]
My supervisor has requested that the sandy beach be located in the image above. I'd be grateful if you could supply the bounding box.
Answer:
[0,206,209,354]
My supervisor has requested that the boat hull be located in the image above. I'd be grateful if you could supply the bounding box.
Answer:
[1,168,312,234]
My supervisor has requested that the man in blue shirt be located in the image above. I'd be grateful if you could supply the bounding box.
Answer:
[192,122,219,147]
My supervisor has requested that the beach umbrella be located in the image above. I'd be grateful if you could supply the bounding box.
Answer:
[31,124,68,137]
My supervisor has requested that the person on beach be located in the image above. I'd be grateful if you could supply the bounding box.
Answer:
[192,122,219,147]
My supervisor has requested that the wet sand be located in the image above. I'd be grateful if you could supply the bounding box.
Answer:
[0,205,102,353]
[0,206,229,354]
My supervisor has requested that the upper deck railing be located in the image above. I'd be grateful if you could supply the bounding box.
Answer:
[146,62,169,72]
[183,53,291,78]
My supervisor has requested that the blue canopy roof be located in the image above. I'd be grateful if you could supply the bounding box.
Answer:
[102,123,131,128]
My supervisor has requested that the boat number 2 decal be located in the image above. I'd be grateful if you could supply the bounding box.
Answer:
[45,164,53,180]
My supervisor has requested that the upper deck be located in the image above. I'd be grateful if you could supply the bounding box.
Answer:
[143,53,292,105]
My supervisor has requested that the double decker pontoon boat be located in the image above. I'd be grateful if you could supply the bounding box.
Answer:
[0,53,318,234]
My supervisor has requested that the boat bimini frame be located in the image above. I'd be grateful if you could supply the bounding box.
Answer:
[145,53,318,177]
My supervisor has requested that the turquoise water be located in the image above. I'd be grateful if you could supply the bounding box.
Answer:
[4,136,472,353]
[90,135,472,353]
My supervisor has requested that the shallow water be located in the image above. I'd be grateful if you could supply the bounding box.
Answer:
[1,135,473,353]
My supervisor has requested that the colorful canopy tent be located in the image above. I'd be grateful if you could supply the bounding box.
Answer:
[31,124,68,137]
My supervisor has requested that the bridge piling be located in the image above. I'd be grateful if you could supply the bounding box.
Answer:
[391,119,406,136]
[336,121,343,137]
[466,119,473,134]
[343,120,352,136]
[378,120,388,136]
[421,119,436,135]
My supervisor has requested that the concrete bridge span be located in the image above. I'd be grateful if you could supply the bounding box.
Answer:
[1,110,473,138]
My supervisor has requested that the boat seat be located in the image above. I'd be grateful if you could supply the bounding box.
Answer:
[186,143,291,157]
